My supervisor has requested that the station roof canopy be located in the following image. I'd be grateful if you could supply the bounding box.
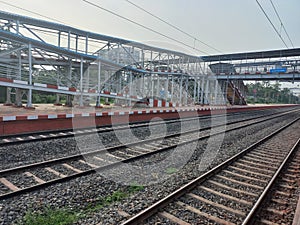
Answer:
[201,48,300,62]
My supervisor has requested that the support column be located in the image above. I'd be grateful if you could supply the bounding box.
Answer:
[185,76,189,106]
[117,43,120,64]
[225,80,229,105]
[86,65,90,91]
[171,75,174,103]
[15,89,22,107]
[142,74,145,99]
[26,43,33,108]
[55,70,60,105]
[221,80,227,105]
[5,87,12,105]
[137,74,143,98]
[164,76,168,100]
[15,37,22,107]
[232,83,236,105]
[66,59,73,107]
[200,76,205,105]
[129,72,133,106]
[54,94,60,105]
[151,75,154,98]
[96,59,102,107]
[193,78,197,104]
[104,71,109,105]
[214,79,219,105]
[157,75,160,98]
[79,57,83,107]
[197,77,200,104]
[179,75,183,106]
[205,79,209,105]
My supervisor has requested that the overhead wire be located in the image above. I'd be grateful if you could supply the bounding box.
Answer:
[255,0,289,49]
[0,0,152,54]
[82,0,210,55]
[125,0,222,53]
[0,1,107,53]
[3,0,212,55]
[269,0,294,48]
[0,0,65,24]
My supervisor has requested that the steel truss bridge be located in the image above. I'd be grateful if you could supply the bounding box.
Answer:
[203,49,300,82]
[0,11,299,108]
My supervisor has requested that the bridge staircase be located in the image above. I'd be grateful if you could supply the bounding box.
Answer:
[226,80,247,105]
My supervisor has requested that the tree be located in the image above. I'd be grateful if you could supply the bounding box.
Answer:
[246,82,298,104]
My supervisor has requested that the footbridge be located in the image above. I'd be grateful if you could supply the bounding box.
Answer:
[0,10,218,107]
[203,48,300,81]
[0,10,299,107]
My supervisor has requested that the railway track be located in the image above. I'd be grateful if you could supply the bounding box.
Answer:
[0,109,297,200]
[250,144,300,224]
[120,117,300,225]
[0,108,293,146]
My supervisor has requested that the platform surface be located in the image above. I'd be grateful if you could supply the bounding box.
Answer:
[0,103,288,118]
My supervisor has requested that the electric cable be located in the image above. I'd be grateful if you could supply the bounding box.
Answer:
[82,0,210,55]
[255,0,289,48]
[125,0,222,53]
[0,0,65,24]
[269,0,294,48]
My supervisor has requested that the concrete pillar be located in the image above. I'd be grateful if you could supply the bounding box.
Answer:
[27,89,32,108]
[55,94,60,105]
[5,87,12,105]
[15,88,22,107]
[66,95,72,107]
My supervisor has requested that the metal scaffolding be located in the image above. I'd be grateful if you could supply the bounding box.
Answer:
[0,10,237,107]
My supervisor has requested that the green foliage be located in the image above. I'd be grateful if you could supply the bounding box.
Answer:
[166,167,178,174]
[22,208,77,225]
[105,190,128,203]
[20,184,144,224]
[128,184,144,193]
[32,91,67,104]
[246,82,299,104]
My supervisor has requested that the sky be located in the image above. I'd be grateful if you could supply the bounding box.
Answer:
[0,0,299,56]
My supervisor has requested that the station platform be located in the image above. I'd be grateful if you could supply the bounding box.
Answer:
[0,103,296,136]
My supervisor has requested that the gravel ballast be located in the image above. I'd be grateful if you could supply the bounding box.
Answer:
[0,107,298,225]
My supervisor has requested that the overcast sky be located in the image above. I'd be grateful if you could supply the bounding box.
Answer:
[0,0,299,55]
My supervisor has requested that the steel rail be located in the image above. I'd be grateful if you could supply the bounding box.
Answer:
[0,111,217,145]
[0,110,297,200]
[0,107,295,147]
[0,108,295,175]
[121,117,300,225]
[242,138,300,224]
